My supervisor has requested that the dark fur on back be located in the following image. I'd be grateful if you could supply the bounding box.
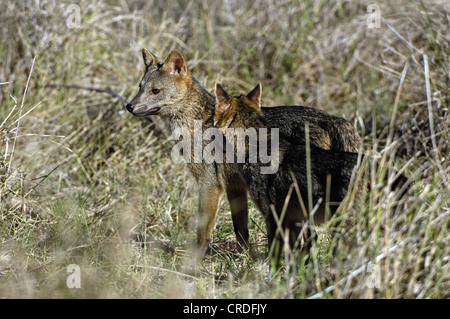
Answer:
[214,83,361,258]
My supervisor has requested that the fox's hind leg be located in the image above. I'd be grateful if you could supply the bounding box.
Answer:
[226,181,250,251]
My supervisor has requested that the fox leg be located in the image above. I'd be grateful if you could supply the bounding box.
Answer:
[196,183,223,258]
[225,183,250,250]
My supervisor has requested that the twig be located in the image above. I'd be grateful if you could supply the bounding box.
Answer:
[46,83,130,105]
[0,83,18,129]
[380,16,423,56]
[423,54,449,188]
[387,61,408,147]
[26,158,71,196]
[8,56,36,175]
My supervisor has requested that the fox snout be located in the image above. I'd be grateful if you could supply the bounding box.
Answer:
[126,100,161,117]
[126,93,162,116]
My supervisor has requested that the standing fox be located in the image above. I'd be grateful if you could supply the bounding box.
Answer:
[126,48,361,258]
[214,83,362,260]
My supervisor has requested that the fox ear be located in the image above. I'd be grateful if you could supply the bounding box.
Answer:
[214,83,233,128]
[164,50,189,78]
[215,83,230,104]
[142,48,160,68]
[246,84,262,110]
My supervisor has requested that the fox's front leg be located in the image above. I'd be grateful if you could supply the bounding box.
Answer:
[196,183,224,259]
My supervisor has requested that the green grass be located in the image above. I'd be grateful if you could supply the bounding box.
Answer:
[0,0,449,298]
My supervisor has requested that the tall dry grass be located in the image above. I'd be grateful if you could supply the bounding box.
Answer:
[0,0,448,298]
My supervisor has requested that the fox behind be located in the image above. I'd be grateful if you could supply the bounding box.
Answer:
[127,48,362,259]
[214,83,363,261]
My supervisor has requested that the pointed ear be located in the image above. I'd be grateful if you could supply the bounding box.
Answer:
[142,48,160,68]
[215,83,230,103]
[214,83,232,128]
[163,50,189,77]
[246,84,262,109]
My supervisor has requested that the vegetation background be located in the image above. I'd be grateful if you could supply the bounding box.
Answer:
[0,0,448,298]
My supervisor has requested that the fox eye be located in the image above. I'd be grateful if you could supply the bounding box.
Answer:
[151,88,161,95]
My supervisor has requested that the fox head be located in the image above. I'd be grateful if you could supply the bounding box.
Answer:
[214,83,263,133]
[127,49,192,118]
[214,83,279,174]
